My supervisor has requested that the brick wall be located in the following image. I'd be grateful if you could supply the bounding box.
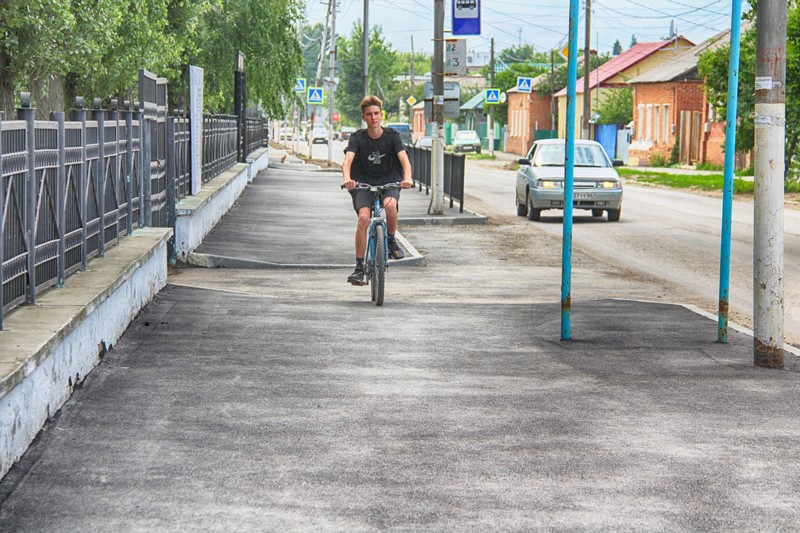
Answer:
[506,92,554,156]
[629,81,704,166]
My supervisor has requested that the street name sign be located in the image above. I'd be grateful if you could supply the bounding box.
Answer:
[307,87,324,104]
[516,76,533,93]
[453,0,480,36]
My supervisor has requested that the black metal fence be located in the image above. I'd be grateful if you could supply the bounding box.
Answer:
[1,85,267,329]
[406,144,466,212]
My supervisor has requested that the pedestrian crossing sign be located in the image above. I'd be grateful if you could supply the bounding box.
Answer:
[294,78,307,92]
[485,88,500,105]
[516,76,533,93]
[307,87,324,104]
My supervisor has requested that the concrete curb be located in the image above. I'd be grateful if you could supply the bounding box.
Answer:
[186,231,425,269]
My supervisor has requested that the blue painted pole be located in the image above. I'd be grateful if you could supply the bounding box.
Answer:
[718,0,743,343]
[561,0,580,340]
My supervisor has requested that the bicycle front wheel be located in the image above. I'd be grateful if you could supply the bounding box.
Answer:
[372,225,386,306]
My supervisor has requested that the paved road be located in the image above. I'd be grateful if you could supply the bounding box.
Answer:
[5,159,800,530]
[463,159,800,347]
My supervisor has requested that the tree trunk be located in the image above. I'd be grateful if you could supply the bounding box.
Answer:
[0,51,14,118]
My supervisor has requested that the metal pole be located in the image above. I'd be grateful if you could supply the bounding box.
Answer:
[53,111,66,287]
[718,1,743,343]
[754,0,786,368]
[582,0,591,139]
[92,99,106,256]
[362,0,369,126]
[19,93,36,304]
[562,0,580,340]
[489,38,495,157]
[328,0,337,166]
[0,110,4,329]
[166,115,177,264]
[431,0,444,215]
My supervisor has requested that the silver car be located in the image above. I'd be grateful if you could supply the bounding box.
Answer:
[515,139,623,222]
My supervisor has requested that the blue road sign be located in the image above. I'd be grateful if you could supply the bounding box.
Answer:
[516,76,533,93]
[485,88,500,105]
[294,78,307,92]
[307,87,324,104]
[453,0,480,36]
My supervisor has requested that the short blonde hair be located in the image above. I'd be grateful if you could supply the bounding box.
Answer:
[360,95,383,113]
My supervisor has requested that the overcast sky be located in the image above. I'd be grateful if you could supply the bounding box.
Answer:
[303,0,751,64]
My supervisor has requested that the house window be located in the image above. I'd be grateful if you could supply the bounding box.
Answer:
[645,104,653,142]
[637,104,645,141]
[654,106,661,144]
[663,104,670,141]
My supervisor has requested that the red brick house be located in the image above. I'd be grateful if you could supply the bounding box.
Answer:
[505,73,554,156]
[627,25,749,167]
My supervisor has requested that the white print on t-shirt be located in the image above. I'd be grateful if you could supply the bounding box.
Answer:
[368,151,386,164]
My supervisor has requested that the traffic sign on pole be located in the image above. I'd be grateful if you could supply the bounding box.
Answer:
[307,87,324,104]
[294,78,307,92]
[516,76,533,93]
[485,88,500,105]
[452,0,480,35]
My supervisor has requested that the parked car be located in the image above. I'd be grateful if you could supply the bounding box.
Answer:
[414,136,433,149]
[515,139,623,222]
[386,122,412,144]
[310,124,329,144]
[340,126,356,140]
[279,127,293,141]
[452,130,481,153]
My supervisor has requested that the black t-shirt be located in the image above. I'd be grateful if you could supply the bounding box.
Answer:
[345,127,407,185]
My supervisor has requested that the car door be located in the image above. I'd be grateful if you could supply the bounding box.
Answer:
[516,143,537,202]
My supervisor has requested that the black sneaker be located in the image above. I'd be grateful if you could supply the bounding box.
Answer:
[388,239,405,260]
[347,267,367,285]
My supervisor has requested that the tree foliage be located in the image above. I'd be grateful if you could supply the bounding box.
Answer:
[613,40,623,56]
[595,86,632,125]
[0,0,305,118]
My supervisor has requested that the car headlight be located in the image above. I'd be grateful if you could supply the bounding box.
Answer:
[537,180,559,188]
[599,181,619,189]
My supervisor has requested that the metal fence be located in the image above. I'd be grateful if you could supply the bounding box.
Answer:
[246,117,267,156]
[1,91,267,329]
[406,144,466,212]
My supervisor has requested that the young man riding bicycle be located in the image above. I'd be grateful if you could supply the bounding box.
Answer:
[342,95,413,286]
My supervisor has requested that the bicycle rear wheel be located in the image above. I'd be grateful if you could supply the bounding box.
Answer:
[372,225,386,306]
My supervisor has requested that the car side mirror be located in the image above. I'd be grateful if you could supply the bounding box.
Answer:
[612,159,624,167]
[518,158,531,166]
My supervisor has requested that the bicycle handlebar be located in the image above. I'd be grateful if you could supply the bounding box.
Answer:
[340,182,404,191]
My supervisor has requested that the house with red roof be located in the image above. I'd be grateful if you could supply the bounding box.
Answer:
[555,37,694,141]
[505,73,554,156]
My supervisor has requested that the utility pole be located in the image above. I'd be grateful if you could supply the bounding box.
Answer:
[582,0,591,139]
[410,35,415,125]
[753,0,787,368]
[489,38,495,157]
[309,1,331,156]
[327,0,337,166]
[431,0,444,215]
[362,0,369,107]
[550,49,556,131]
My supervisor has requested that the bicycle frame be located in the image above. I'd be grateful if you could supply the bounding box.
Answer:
[365,190,389,276]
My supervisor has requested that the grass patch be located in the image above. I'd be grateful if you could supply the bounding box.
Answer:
[467,152,496,160]
[619,168,754,194]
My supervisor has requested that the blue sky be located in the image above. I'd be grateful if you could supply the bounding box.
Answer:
[304,0,751,63]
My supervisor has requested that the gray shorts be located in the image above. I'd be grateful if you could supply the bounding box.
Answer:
[350,188,400,213]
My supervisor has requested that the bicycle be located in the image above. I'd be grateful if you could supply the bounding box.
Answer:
[342,182,403,306]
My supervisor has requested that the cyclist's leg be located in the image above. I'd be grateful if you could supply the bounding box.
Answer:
[382,192,400,235]
[355,206,371,258]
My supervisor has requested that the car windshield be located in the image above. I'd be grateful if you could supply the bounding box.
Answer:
[455,131,478,140]
[533,144,610,168]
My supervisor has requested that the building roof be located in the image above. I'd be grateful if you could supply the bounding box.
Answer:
[460,91,485,110]
[555,38,693,97]
[628,23,753,84]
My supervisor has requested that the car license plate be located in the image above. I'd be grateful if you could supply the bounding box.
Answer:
[574,193,594,200]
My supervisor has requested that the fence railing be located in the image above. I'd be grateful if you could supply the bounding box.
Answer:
[246,117,267,156]
[406,144,466,212]
[1,95,267,329]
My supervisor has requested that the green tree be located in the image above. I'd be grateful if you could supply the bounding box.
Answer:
[336,22,398,124]
[613,39,623,56]
[630,35,638,48]
[301,23,325,83]
[595,87,632,125]
[499,44,537,64]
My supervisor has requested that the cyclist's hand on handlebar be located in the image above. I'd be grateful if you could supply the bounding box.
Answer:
[342,179,356,190]
[401,178,413,189]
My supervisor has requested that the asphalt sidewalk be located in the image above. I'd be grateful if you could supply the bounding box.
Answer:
[2,156,800,530]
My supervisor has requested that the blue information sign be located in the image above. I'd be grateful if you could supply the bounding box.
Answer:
[307,87,324,104]
[516,77,533,93]
[485,88,500,105]
[294,78,307,92]
[452,0,480,36]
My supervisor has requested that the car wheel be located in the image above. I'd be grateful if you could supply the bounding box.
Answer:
[592,209,603,217]
[607,208,621,222]
[526,196,541,221]
[516,196,528,217]
[476,147,481,154]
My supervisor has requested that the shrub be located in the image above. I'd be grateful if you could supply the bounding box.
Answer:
[650,153,667,167]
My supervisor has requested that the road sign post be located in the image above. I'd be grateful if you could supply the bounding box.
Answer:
[516,76,533,93]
